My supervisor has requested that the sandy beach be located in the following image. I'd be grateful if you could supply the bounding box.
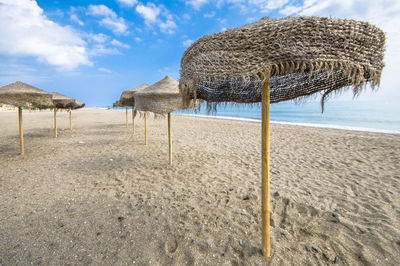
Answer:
[0,108,399,265]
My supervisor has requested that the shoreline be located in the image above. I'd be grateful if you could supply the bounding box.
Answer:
[176,113,400,135]
[2,107,399,135]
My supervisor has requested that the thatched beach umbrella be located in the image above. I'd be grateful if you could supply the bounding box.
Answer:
[0,81,54,155]
[119,83,149,134]
[113,100,120,107]
[52,92,77,137]
[134,76,191,164]
[179,17,385,257]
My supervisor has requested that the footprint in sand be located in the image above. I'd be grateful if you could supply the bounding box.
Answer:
[271,196,320,233]
[165,237,178,254]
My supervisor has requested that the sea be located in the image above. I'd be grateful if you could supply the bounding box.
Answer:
[175,101,400,135]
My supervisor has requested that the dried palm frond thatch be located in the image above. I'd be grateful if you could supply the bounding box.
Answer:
[119,83,149,107]
[180,16,385,110]
[71,100,85,110]
[134,76,187,114]
[0,81,54,108]
[52,92,76,109]
[113,100,122,107]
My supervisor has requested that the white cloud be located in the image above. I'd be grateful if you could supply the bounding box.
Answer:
[90,33,109,43]
[111,39,130,48]
[100,16,128,34]
[87,4,116,17]
[183,39,193,47]
[134,37,143,42]
[86,34,128,55]
[136,3,176,34]
[0,0,90,70]
[98,67,112,73]
[249,0,289,10]
[185,0,288,11]
[70,14,84,26]
[90,44,120,56]
[278,4,301,15]
[116,0,138,7]
[136,3,161,24]
[159,20,176,33]
[186,0,210,9]
[246,16,258,23]
[87,5,128,35]
[159,15,177,34]
[217,18,227,24]
[225,0,245,2]
[204,11,216,18]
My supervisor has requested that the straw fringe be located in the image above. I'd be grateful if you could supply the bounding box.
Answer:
[136,110,165,119]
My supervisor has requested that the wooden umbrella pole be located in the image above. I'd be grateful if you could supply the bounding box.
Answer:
[144,112,148,145]
[125,107,128,128]
[69,109,72,131]
[132,108,135,134]
[168,112,172,165]
[261,75,271,258]
[54,108,57,138]
[18,107,24,155]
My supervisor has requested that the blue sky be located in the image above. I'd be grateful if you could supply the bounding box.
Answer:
[0,0,399,107]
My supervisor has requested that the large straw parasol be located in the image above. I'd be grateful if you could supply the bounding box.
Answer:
[119,83,149,133]
[52,92,77,137]
[179,16,386,257]
[134,76,194,164]
[0,81,54,155]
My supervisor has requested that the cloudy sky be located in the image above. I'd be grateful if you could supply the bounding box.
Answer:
[0,0,399,107]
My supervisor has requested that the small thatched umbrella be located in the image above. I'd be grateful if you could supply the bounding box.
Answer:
[0,81,54,155]
[72,100,85,110]
[179,17,385,257]
[52,92,77,137]
[119,83,149,133]
[113,100,122,108]
[134,76,193,164]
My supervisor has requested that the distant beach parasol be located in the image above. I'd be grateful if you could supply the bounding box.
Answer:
[119,83,149,133]
[0,81,54,155]
[134,76,198,164]
[52,92,79,137]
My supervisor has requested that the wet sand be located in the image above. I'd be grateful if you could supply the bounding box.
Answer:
[0,108,399,265]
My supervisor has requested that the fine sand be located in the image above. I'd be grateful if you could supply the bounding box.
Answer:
[0,108,399,265]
